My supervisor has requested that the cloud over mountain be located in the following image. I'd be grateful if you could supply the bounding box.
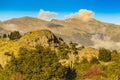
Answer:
[64,9,94,22]
[38,9,58,19]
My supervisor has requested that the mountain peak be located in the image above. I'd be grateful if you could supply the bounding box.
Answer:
[0,16,120,50]
[19,29,64,47]
[4,16,48,23]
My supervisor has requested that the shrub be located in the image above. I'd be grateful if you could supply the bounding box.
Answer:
[98,48,111,62]
[111,50,120,62]
[81,57,89,64]
[57,43,69,59]
[90,57,100,64]
[83,66,104,78]
[8,31,21,40]
[66,67,76,80]
[3,34,7,38]
[106,62,120,79]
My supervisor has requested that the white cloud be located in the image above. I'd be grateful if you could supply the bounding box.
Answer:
[64,9,94,22]
[38,9,58,19]
[91,35,120,51]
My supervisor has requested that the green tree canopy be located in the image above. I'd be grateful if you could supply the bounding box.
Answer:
[98,48,111,62]
[8,31,21,40]
[4,45,70,80]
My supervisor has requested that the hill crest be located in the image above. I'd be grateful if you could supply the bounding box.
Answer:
[0,16,120,50]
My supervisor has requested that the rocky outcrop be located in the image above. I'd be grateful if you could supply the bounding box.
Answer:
[19,29,64,47]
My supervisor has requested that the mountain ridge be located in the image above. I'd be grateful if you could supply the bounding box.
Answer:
[0,16,120,50]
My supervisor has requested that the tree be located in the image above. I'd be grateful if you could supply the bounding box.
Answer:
[69,42,78,55]
[3,34,7,38]
[66,67,76,80]
[90,57,100,64]
[57,43,69,59]
[8,31,21,40]
[81,57,89,64]
[111,50,120,62]
[98,48,111,62]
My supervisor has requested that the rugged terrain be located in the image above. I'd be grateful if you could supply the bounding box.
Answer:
[0,29,119,80]
[0,29,64,66]
[0,16,120,50]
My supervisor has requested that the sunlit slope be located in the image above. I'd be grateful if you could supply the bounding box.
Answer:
[0,17,120,49]
[0,29,63,66]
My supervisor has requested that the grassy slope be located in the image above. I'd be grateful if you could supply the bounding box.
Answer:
[0,38,20,66]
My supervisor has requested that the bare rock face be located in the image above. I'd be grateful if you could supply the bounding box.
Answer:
[19,29,64,47]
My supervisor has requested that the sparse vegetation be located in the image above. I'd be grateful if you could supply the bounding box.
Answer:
[0,30,119,80]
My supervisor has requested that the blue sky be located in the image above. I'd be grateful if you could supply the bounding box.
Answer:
[0,0,120,24]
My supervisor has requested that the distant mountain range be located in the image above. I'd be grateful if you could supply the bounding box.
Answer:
[0,16,120,50]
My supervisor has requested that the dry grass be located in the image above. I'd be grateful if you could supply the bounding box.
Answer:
[78,47,99,62]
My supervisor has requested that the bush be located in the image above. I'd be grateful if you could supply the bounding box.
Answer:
[83,66,104,78]
[90,57,100,64]
[81,57,89,64]
[3,34,7,38]
[57,43,69,59]
[98,48,111,62]
[8,31,21,40]
[107,62,120,79]
[66,67,76,80]
[111,50,120,62]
